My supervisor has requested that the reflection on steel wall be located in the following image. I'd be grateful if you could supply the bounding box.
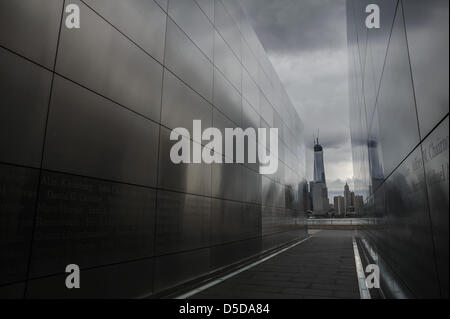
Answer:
[347,0,448,298]
[0,0,307,297]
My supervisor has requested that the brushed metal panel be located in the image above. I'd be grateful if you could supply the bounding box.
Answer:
[0,0,63,68]
[212,163,243,202]
[242,165,261,204]
[214,30,241,92]
[262,206,280,236]
[213,68,242,126]
[161,69,212,139]
[195,0,214,22]
[214,0,241,61]
[363,41,377,122]
[154,248,210,292]
[30,171,156,278]
[155,190,211,255]
[212,106,238,159]
[211,199,259,245]
[273,112,284,147]
[158,127,212,197]
[212,104,237,132]
[84,0,167,63]
[261,175,275,207]
[44,76,159,187]
[423,117,449,297]
[0,164,38,286]
[26,258,153,299]
[259,93,274,127]
[0,48,52,168]
[348,0,370,79]
[375,3,420,177]
[210,238,261,270]
[243,203,262,238]
[403,0,449,137]
[368,106,386,193]
[221,0,243,30]
[154,0,168,12]
[165,18,213,102]
[242,98,260,130]
[168,0,213,60]
[242,70,259,112]
[0,283,26,299]
[56,0,163,122]
[383,147,440,298]
[241,35,259,84]
[242,99,261,172]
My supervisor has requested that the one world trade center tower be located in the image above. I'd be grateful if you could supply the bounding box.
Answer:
[313,138,326,184]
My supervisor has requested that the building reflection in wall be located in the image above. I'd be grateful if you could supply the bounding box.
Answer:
[347,0,448,298]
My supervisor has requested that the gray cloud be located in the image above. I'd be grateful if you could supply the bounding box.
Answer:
[240,0,347,54]
[240,0,353,183]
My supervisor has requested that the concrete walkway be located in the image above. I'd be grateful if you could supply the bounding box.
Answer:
[191,230,360,299]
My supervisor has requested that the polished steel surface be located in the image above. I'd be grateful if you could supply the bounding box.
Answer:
[57,0,164,122]
[211,199,247,244]
[242,165,262,204]
[213,68,242,126]
[0,0,63,68]
[155,190,211,255]
[44,76,159,187]
[161,69,213,137]
[168,0,214,60]
[165,17,213,102]
[26,258,154,299]
[422,117,449,298]
[155,0,168,12]
[348,0,449,298]
[383,148,440,298]
[242,70,260,113]
[214,29,242,92]
[210,238,261,270]
[84,0,167,64]
[212,163,243,202]
[403,0,449,137]
[214,0,242,62]
[375,2,420,177]
[195,0,214,22]
[154,248,210,292]
[158,127,212,197]
[0,48,52,168]
[0,0,307,297]
[30,171,156,278]
[0,164,38,286]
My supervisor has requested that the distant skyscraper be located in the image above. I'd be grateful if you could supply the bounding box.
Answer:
[313,138,326,184]
[344,182,351,213]
[368,139,384,193]
[310,137,329,215]
[354,195,364,215]
[311,182,329,215]
[334,196,345,215]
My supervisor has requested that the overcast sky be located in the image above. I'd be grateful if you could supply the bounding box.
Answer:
[240,0,354,195]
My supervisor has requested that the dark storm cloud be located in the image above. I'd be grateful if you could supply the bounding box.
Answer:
[240,0,347,54]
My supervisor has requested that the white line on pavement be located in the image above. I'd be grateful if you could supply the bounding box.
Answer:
[174,236,312,299]
[352,236,371,299]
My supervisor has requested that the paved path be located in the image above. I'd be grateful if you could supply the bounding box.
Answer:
[191,230,360,299]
